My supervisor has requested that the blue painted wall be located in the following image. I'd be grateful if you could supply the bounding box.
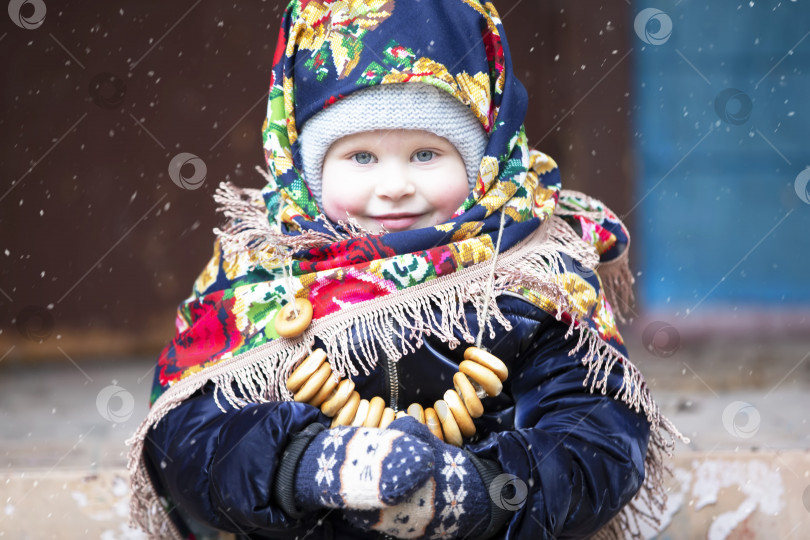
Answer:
[632,1,810,313]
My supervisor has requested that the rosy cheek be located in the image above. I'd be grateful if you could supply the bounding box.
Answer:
[322,180,366,220]
[337,191,360,211]
[323,196,350,221]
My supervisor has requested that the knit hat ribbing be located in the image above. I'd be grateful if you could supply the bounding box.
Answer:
[299,83,488,208]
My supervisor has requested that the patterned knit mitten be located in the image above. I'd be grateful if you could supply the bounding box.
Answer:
[293,424,434,512]
[343,416,494,539]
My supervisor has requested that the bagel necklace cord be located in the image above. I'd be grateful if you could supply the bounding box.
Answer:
[277,208,509,447]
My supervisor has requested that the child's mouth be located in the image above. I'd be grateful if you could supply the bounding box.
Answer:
[372,213,425,231]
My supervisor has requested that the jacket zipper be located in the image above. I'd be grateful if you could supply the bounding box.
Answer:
[386,354,400,412]
[379,356,399,540]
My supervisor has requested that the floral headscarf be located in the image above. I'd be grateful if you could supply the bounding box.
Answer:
[150,0,634,402]
[130,2,678,537]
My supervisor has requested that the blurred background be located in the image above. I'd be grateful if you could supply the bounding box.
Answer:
[1,0,809,537]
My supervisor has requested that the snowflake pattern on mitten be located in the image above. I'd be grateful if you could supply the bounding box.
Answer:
[312,427,350,506]
[343,418,492,540]
[295,425,434,512]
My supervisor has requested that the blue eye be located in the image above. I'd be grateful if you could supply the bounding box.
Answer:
[352,152,374,165]
[414,150,434,162]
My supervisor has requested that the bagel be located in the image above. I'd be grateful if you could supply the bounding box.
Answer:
[307,372,339,408]
[453,372,484,418]
[331,391,361,427]
[364,396,386,428]
[274,298,313,338]
[407,402,425,424]
[286,349,327,392]
[424,407,444,441]
[320,379,355,417]
[351,399,370,427]
[459,360,502,397]
[434,400,463,446]
[443,389,476,437]
[464,347,508,382]
[293,362,332,403]
[379,407,396,429]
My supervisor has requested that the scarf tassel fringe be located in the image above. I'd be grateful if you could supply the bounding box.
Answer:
[127,202,683,539]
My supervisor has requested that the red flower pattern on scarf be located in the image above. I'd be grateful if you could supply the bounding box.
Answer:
[298,235,397,274]
[309,267,398,317]
[157,292,244,385]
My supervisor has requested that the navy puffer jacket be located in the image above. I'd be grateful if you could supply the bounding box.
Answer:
[144,293,650,539]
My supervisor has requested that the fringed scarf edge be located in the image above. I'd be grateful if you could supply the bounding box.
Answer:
[127,214,685,539]
[212,175,380,259]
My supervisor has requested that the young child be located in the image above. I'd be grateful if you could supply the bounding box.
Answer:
[129,1,682,538]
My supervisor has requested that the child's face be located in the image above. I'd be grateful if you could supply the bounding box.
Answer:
[320,130,470,232]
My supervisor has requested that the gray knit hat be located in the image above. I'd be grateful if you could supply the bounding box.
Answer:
[299,83,488,207]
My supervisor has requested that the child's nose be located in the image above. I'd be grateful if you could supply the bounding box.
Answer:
[374,163,416,200]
